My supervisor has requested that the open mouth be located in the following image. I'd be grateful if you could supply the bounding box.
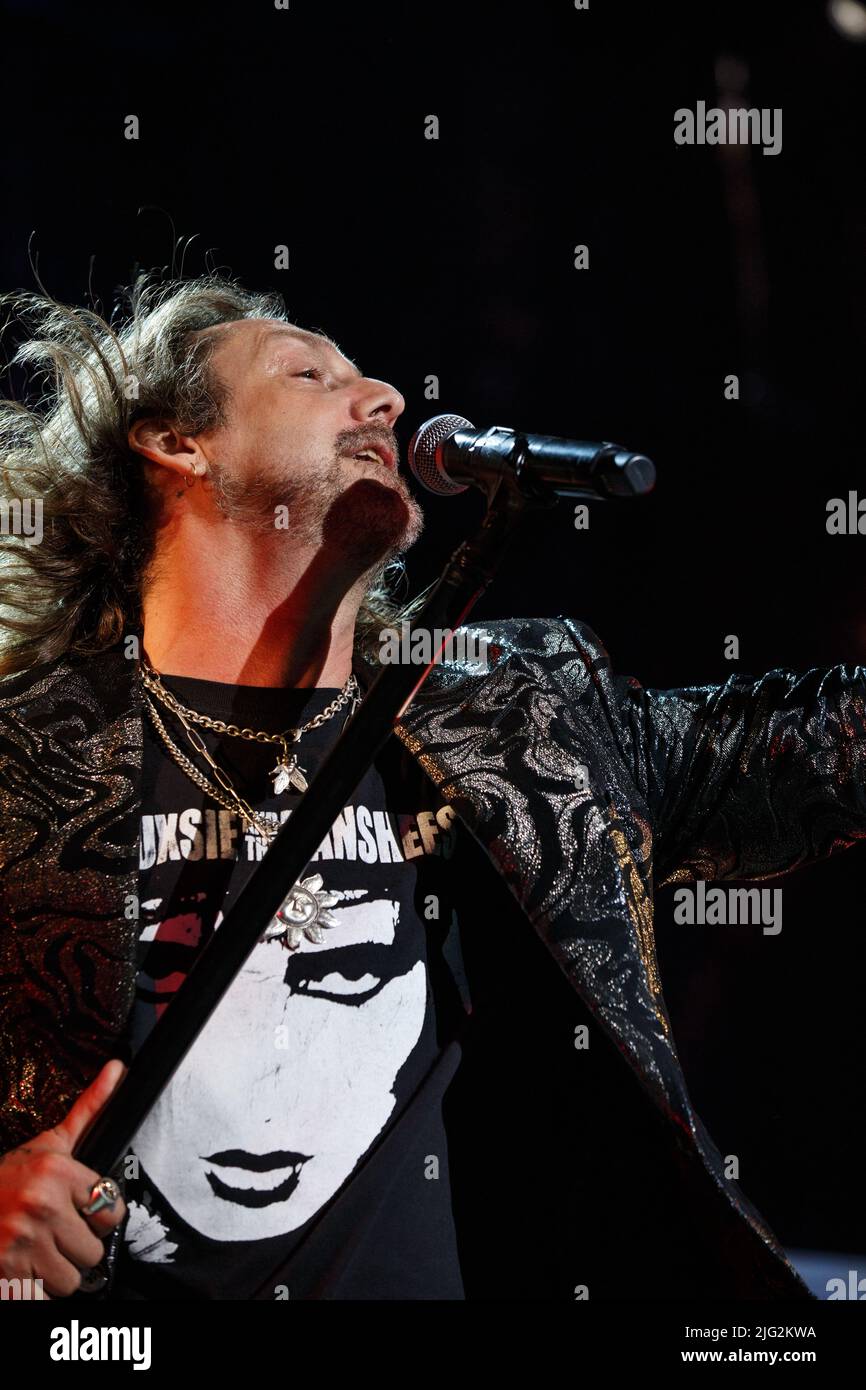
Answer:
[201,1147,311,1207]
[345,445,395,471]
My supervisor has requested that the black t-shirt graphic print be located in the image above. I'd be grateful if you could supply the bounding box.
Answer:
[113,675,472,1300]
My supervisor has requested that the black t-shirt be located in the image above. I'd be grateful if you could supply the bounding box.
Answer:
[113,674,473,1300]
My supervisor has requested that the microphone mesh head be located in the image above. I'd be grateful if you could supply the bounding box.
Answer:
[408,413,474,495]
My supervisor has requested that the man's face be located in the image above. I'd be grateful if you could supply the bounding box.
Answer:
[193,317,423,561]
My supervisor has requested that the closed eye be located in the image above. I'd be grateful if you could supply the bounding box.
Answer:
[294,970,384,1004]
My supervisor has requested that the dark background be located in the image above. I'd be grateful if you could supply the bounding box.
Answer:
[3,0,864,1256]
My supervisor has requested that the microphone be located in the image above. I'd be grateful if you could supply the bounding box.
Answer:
[407,413,655,501]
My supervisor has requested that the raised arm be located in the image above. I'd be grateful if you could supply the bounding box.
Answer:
[616,659,866,887]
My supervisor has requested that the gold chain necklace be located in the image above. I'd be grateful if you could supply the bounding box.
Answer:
[137,657,360,844]
[139,654,358,795]
[140,687,281,843]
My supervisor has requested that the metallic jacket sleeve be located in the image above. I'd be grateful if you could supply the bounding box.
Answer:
[615,660,866,887]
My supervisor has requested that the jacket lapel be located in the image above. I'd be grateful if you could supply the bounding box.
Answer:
[389,618,698,1135]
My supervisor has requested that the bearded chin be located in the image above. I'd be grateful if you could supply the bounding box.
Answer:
[321,477,424,574]
[209,461,424,568]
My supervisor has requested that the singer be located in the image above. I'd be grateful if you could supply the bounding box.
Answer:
[1,273,863,1301]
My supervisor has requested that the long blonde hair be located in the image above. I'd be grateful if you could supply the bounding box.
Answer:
[0,272,417,678]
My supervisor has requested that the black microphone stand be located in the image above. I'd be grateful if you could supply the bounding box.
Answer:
[75,463,548,1176]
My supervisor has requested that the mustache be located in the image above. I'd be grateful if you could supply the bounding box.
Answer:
[336,426,399,466]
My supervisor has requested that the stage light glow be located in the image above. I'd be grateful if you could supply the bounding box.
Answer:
[828,0,866,41]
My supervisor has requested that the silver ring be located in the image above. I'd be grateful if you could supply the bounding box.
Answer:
[80,1176,121,1217]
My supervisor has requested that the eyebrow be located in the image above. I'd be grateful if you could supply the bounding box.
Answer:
[259,326,361,377]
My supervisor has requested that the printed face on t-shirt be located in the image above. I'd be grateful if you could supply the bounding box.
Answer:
[130,885,427,1242]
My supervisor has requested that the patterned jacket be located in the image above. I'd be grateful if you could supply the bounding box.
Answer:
[3,616,865,1298]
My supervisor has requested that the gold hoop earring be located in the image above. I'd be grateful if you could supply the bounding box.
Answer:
[185,460,205,488]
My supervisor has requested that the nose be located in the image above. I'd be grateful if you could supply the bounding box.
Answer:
[348,377,405,427]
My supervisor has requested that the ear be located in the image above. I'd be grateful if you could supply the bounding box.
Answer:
[128,418,209,478]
